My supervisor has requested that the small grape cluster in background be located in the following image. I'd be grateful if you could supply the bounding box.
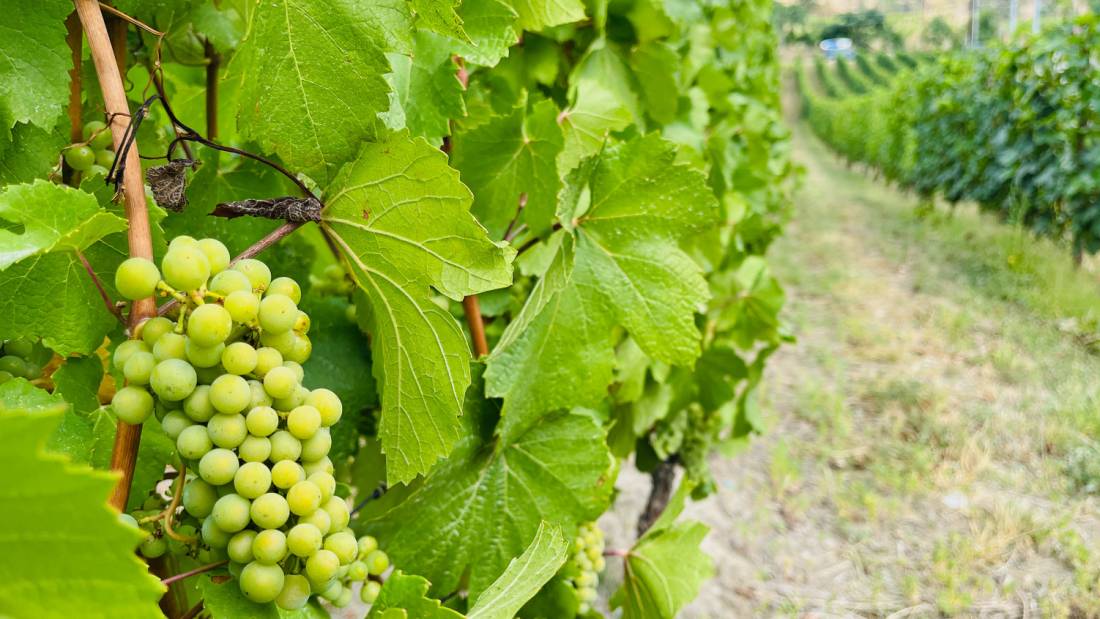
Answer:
[112,236,390,609]
[0,339,42,384]
[567,522,605,614]
[63,120,116,178]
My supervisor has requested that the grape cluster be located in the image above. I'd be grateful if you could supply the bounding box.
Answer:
[0,339,41,384]
[112,236,389,609]
[63,121,116,178]
[567,522,605,614]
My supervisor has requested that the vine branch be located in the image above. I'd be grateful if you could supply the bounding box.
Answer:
[463,296,489,357]
[160,560,229,586]
[76,249,125,325]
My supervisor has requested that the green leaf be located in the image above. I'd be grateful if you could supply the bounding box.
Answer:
[411,0,469,42]
[451,0,518,67]
[231,0,392,186]
[516,574,579,619]
[0,0,71,129]
[0,410,164,618]
[467,521,570,619]
[503,0,585,30]
[630,41,680,125]
[0,120,65,184]
[365,571,463,619]
[0,181,127,270]
[487,135,717,438]
[383,32,466,139]
[52,355,105,416]
[322,133,513,484]
[452,98,563,238]
[0,378,94,463]
[358,370,614,600]
[201,575,329,618]
[558,41,640,170]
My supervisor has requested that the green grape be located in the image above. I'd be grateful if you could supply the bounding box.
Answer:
[258,294,298,334]
[0,356,27,377]
[287,405,321,440]
[303,456,334,477]
[140,317,174,346]
[287,480,322,516]
[284,334,312,364]
[222,342,258,375]
[323,496,350,532]
[210,270,252,295]
[228,529,258,564]
[84,120,114,149]
[185,340,224,369]
[195,365,224,385]
[223,290,260,324]
[273,385,309,412]
[287,523,323,557]
[249,380,274,408]
[269,431,302,463]
[263,366,297,400]
[150,358,197,401]
[239,436,272,463]
[199,448,240,486]
[152,332,187,362]
[293,311,310,334]
[240,561,284,603]
[3,338,33,358]
[183,385,216,422]
[323,531,358,565]
[298,507,331,536]
[323,264,345,282]
[183,479,217,518]
[86,164,109,178]
[65,145,96,171]
[347,561,368,582]
[123,351,156,385]
[308,471,336,503]
[114,257,161,300]
[112,386,155,425]
[208,413,248,448]
[271,460,305,490]
[345,304,357,323]
[320,580,343,602]
[357,535,379,560]
[283,361,305,382]
[169,235,198,250]
[212,493,252,533]
[197,238,230,275]
[234,461,272,499]
[267,277,302,303]
[210,374,251,414]
[201,516,232,549]
[188,303,232,347]
[301,430,332,463]
[333,588,353,608]
[245,405,279,437]
[0,371,13,385]
[593,556,605,571]
[253,347,283,378]
[233,259,272,290]
[276,574,311,611]
[305,549,340,588]
[162,245,211,291]
[361,580,381,604]
[140,534,167,558]
[161,410,192,440]
[95,148,115,168]
[252,528,288,564]
[113,340,150,370]
[365,550,389,576]
[250,492,291,529]
[306,389,342,427]
[258,329,296,355]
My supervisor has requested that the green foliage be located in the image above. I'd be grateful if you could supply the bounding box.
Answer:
[818,9,901,49]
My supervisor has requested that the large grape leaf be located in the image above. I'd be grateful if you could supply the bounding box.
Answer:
[365,571,463,619]
[411,0,468,42]
[452,98,563,238]
[322,133,514,484]
[357,370,614,600]
[0,378,93,464]
[450,0,518,67]
[231,0,392,186]
[0,119,64,184]
[503,0,585,30]
[558,41,639,170]
[486,134,717,439]
[0,0,71,129]
[467,521,569,619]
[0,181,127,270]
[52,355,106,417]
[0,411,164,618]
[383,32,465,140]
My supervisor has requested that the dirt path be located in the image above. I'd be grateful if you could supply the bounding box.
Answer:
[602,121,1100,618]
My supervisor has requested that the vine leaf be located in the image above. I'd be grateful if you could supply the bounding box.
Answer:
[0,410,164,619]
[503,0,585,31]
[200,575,328,618]
[0,378,90,463]
[410,0,469,42]
[467,521,570,619]
[486,134,717,440]
[365,571,463,619]
[382,32,466,140]
[357,369,613,600]
[231,0,394,187]
[0,116,65,184]
[321,133,514,484]
[0,0,71,129]
[449,0,518,67]
[558,41,640,171]
[610,481,713,619]
[452,98,564,238]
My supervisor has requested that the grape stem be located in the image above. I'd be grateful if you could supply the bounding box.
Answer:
[603,549,629,557]
[179,600,204,619]
[138,463,197,543]
[76,249,126,325]
[160,560,229,586]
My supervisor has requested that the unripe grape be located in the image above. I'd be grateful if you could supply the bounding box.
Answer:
[593,556,605,571]
[283,361,305,382]
[183,479,217,518]
[234,461,272,499]
[201,516,232,548]
[306,388,342,427]
[248,380,273,408]
[259,294,298,334]
[162,245,211,291]
[303,456,334,477]
[113,340,150,370]
[84,120,114,149]
[188,303,232,347]
[161,410,192,440]
[287,480,322,516]
[239,435,272,463]
[240,561,284,603]
[345,304,357,323]
[152,332,187,361]
[357,535,379,560]
[333,587,353,608]
[233,259,271,290]
[199,448,240,485]
[208,413,248,448]
[150,358,197,401]
[320,580,343,602]
[115,257,161,300]
[308,471,336,503]
[284,334,312,364]
[269,430,302,463]
[169,236,198,250]
[212,493,252,533]
[3,338,33,358]
[347,561,368,582]
[323,496,350,532]
[267,277,302,303]
[112,386,154,424]
[287,523,323,557]
[222,342,258,375]
[324,531,358,565]
[118,512,139,529]
[123,351,156,385]
[140,534,167,558]
[250,492,290,529]
[305,549,340,588]
[259,329,296,354]
[183,385,216,422]
[276,574,311,611]
[298,506,331,536]
[210,270,252,295]
[252,528,288,564]
[210,374,251,414]
[301,429,332,462]
[0,356,29,379]
[287,405,321,440]
[361,580,381,604]
[140,317,174,346]
[223,290,260,324]
[228,529,258,564]
[177,424,213,460]
[263,366,297,399]
[65,144,96,171]
[273,385,309,412]
[197,238,230,274]
[323,264,345,281]
[271,460,305,490]
[293,311,310,334]
[185,340,224,368]
[245,405,279,437]
[253,347,283,377]
[95,149,115,168]
[365,549,389,576]
[0,370,15,384]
